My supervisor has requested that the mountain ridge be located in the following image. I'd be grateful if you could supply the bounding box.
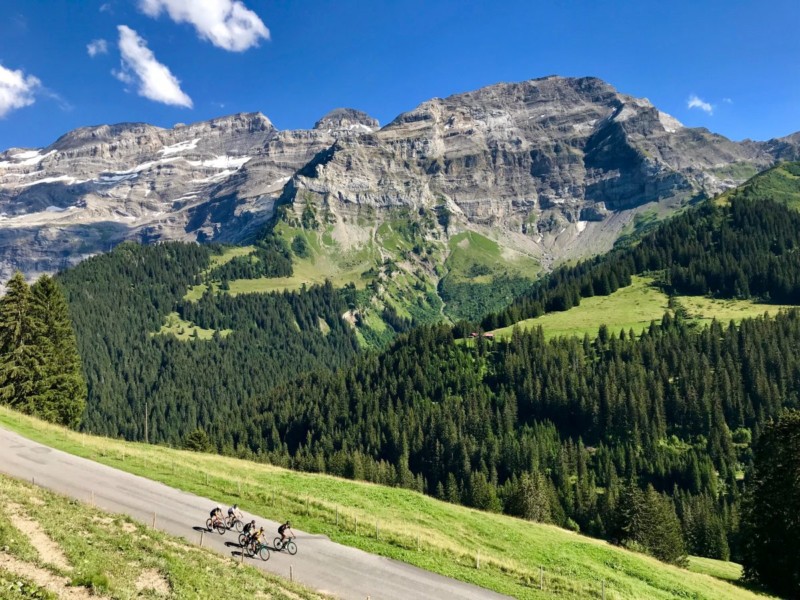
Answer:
[0,74,797,283]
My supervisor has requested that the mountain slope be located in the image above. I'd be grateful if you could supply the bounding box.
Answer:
[0,408,774,600]
[0,76,797,287]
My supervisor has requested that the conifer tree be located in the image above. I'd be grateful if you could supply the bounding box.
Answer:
[0,272,44,415]
[31,275,86,426]
[741,410,800,597]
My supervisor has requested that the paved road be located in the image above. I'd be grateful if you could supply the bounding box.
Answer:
[0,427,507,600]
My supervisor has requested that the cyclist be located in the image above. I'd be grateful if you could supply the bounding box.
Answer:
[209,505,223,526]
[250,526,266,551]
[242,519,257,538]
[278,520,295,543]
[227,503,243,525]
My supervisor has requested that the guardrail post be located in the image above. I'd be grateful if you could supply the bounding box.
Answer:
[476,552,480,569]
[152,512,157,529]
[199,531,204,547]
[290,565,293,582]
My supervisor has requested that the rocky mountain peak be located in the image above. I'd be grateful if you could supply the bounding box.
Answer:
[313,108,379,132]
[0,75,798,283]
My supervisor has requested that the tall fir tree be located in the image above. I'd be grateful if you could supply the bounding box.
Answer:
[31,275,86,426]
[0,272,44,415]
[741,410,800,597]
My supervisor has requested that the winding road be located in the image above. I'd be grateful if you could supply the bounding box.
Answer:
[0,426,507,599]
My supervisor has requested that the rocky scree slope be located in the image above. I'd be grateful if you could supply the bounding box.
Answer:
[0,75,796,282]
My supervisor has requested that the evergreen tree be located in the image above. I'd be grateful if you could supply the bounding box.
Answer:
[612,482,687,565]
[741,410,800,597]
[31,275,86,426]
[0,272,44,416]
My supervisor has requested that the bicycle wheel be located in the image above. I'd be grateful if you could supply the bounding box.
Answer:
[273,537,282,551]
[238,533,248,546]
[233,519,243,533]
[286,541,297,556]
[214,521,226,535]
[205,518,213,531]
[258,545,270,561]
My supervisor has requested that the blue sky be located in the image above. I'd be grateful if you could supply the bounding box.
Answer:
[0,0,798,149]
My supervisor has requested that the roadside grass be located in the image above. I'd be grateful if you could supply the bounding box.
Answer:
[489,276,792,340]
[0,472,325,599]
[0,569,57,600]
[0,408,775,600]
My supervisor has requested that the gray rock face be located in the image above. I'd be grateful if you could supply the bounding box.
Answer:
[314,108,379,132]
[0,76,797,282]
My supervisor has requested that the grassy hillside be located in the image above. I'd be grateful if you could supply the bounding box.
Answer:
[717,161,800,209]
[0,408,773,600]
[0,471,323,599]
[489,276,791,340]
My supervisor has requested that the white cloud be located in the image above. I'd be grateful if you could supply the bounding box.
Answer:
[687,94,714,115]
[138,0,269,52]
[114,25,193,108]
[99,3,112,12]
[0,63,41,118]
[723,97,733,104]
[87,39,109,57]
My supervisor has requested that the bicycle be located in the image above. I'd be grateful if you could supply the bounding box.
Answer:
[225,514,243,532]
[205,517,226,535]
[246,538,270,561]
[273,536,297,555]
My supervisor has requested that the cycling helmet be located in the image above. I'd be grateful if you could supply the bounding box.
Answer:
[216,505,221,510]
[286,521,291,527]
[259,527,264,532]
[250,519,256,525]
[233,504,238,509]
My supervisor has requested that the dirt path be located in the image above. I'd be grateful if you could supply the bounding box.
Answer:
[6,502,71,571]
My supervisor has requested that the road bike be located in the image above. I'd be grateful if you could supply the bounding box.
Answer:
[247,538,270,561]
[225,514,243,532]
[205,517,226,535]
[273,536,297,555]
